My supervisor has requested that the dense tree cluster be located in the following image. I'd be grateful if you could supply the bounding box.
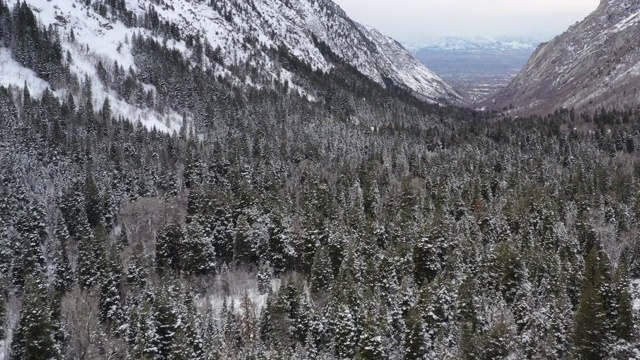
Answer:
[1,1,640,359]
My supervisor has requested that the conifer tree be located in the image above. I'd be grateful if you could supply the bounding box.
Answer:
[155,222,183,273]
[129,298,159,360]
[404,307,427,360]
[11,202,47,288]
[0,282,5,340]
[77,222,103,289]
[257,261,273,294]
[234,214,253,264]
[573,280,606,360]
[53,215,74,295]
[184,222,216,275]
[355,308,387,360]
[333,303,357,359]
[85,173,103,228]
[480,315,514,360]
[11,275,61,360]
[572,246,612,359]
[613,257,633,342]
[222,299,242,352]
[310,245,334,294]
[155,285,178,360]
[99,255,123,327]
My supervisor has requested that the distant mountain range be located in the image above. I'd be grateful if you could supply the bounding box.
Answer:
[404,37,540,53]
[407,37,540,102]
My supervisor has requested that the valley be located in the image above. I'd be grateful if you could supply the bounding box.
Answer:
[409,37,538,102]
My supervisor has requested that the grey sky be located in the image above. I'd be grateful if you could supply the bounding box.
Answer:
[332,0,600,42]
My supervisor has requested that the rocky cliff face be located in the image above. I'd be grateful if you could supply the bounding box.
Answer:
[486,0,640,114]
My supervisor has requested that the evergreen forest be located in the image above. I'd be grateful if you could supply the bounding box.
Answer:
[1,0,640,359]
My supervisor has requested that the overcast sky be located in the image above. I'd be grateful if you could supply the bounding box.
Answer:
[332,0,600,42]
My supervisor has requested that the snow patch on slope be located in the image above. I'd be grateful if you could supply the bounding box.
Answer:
[0,48,50,97]
[488,0,640,114]
[614,9,640,32]
[631,278,640,311]
[7,0,460,125]
[4,0,184,132]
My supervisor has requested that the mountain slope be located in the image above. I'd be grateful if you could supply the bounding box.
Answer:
[2,0,461,123]
[487,0,640,114]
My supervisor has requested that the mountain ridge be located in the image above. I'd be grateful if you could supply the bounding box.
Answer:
[485,0,640,114]
[1,0,461,128]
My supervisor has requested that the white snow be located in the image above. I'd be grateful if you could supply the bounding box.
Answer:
[631,278,640,311]
[198,270,283,323]
[404,36,540,52]
[3,0,184,132]
[3,0,461,130]
[358,24,460,101]
[614,9,640,32]
[0,48,51,98]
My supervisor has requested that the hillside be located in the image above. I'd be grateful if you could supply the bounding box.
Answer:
[0,0,461,129]
[486,0,640,114]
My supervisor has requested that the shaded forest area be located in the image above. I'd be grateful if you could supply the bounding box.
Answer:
[2,0,640,359]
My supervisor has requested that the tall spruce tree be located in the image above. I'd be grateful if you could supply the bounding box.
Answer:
[11,275,61,360]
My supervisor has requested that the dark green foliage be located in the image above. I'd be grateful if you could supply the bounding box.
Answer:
[0,282,5,340]
[404,308,427,360]
[155,222,183,273]
[479,316,514,360]
[233,214,253,265]
[2,1,63,82]
[257,261,272,294]
[573,280,607,360]
[310,245,334,294]
[11,202,47,288]
[333,303,357,359]
[53,216,74,294]
[128,297,160,360]
[99,255,123,326]
[613,258,633,342]
[183,223,216,275]
[572,246,614,359]
[155,286,178,360]
[85,173,103,228]
[11,276,61,360]
[76,223,103,289]
[156,221,215,276]
[355,310,387,360]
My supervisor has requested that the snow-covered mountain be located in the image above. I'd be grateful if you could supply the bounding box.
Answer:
[486,0,640,114]
[1,0,461,131]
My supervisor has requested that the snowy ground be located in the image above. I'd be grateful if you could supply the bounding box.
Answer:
[0,48,51,98]
[3,0,185,133]
[196,269,285,323]
[631,279,640,312]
